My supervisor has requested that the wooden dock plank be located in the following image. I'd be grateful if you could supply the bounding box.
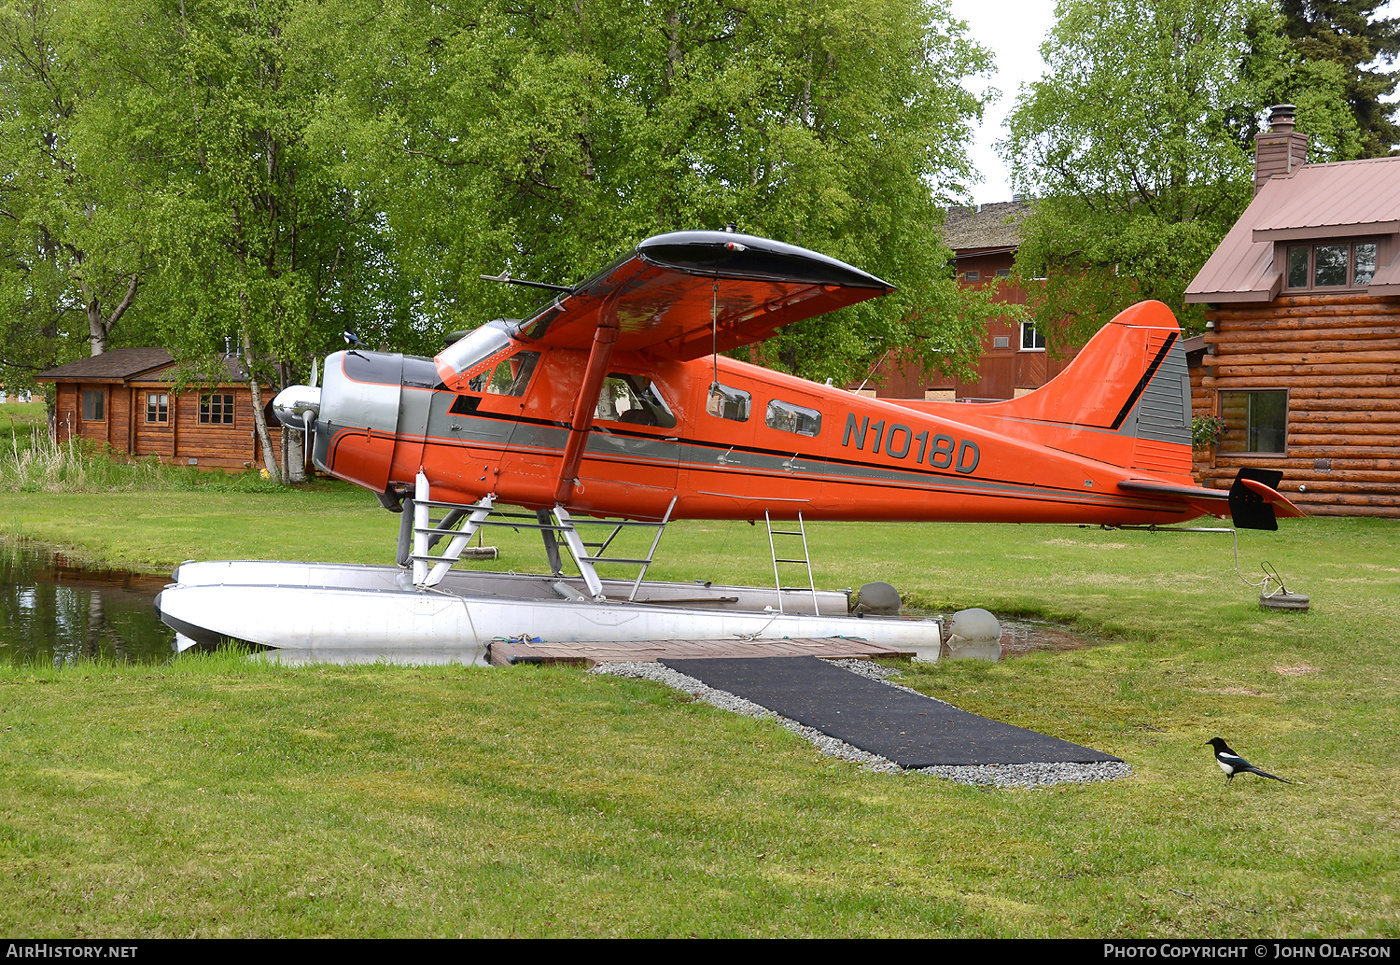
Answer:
[488,637,915,667]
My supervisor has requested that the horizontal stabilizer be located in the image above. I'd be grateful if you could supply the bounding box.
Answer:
[1117,478,1229,520]
[1228,468,1288,531]
[1237,477,1307,519]
[1118,469,1305,530]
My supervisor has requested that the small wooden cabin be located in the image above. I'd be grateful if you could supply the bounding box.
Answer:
[1185,106,1400,517]
[35,348,281,471]
[857,200,1082,401]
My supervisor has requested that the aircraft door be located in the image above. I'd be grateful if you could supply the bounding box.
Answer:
[473,349,556,507]
[576,371,681,519]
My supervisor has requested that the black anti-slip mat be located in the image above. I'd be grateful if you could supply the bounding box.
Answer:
[661,656,1122,768]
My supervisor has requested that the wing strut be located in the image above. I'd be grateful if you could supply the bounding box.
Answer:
[553,304,620,504]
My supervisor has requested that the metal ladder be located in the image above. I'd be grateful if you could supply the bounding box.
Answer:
[764,510,820,615]
[552,497,676,602]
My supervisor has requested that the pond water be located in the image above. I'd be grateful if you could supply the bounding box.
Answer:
[0,542,174,666]
[986,618,1098,661]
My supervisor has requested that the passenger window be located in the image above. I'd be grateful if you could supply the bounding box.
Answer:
[765,399,821,437]
[706,382,751,422]
[595,374,677,428]
[467,350,540,396]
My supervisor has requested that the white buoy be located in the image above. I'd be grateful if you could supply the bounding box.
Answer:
[943,607,1003,661]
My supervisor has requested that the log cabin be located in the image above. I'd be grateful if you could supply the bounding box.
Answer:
[35,348,281,472]
[1185,105,1400,518]
[855,200,1083,400]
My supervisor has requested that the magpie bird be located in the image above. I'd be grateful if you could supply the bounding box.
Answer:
[1206,737,1291,784]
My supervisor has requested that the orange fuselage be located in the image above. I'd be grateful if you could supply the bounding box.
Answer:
[312,303,1203,528]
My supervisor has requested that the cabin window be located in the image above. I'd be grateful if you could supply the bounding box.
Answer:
[1021,321,1046,350]
[146,393,169,424]
[1284,240,1380,290]
[995,269,1011,278]
[594,374,676,428]
[467,350,540,397]
[765,399,821,437]
[81,390,104,421]
[964,270,979,282]
[200,393,234,425]
[1217,390,1287,455]
[706,382,751,422]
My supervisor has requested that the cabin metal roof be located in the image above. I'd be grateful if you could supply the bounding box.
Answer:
[1187,156,1400,303]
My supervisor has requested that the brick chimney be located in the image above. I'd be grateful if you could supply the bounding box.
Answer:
[1254,104,1309,195]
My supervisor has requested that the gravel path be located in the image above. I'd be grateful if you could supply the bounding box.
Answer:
[592,658,1131,788]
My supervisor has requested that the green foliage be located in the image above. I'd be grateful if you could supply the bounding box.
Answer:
[1,429,283,494]
[1280,0,1400,158]
[0,0,1002,399]
[1001,0,1359,345]
[311,0,999,382]
[0,402,46,452]
[0,1,155,384]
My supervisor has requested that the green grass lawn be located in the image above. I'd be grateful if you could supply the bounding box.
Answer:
[0,481,1396,937]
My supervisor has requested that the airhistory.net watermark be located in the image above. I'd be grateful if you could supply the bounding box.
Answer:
[5,946,137,959]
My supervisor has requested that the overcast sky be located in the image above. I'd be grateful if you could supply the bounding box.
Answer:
[946,0,1058,206]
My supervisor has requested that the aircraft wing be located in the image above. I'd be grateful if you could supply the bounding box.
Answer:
[512,231,893,360]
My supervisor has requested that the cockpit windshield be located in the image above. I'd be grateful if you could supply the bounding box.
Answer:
[436,323,514,379]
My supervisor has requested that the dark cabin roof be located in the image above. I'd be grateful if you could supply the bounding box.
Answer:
[1186,156,1400,303]
[35,348,174,383]
[36,348,260,385]
[940,200,1032,254]
[130,354,259,384]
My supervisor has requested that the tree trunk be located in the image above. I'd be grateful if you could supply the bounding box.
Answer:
[87,303,107,356]
[282,420,306,482]
[83,273,139,356]
[241,323,284,484]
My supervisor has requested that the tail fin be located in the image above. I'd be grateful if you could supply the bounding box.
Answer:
[898,301,1195,481]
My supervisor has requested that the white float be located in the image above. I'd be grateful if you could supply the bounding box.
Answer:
[157,560,942,665]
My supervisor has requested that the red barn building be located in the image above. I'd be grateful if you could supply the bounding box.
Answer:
[857,200,1082,400]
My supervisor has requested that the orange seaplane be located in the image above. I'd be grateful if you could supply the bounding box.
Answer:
[156,230,1300,660]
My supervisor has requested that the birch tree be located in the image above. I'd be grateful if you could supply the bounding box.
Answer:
[1002,0,1357,342]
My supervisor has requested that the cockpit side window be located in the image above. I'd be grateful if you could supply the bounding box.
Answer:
[706,382,751,422]
[595,374,677,428]
[468,350,541,397]
[765,399,821,436]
